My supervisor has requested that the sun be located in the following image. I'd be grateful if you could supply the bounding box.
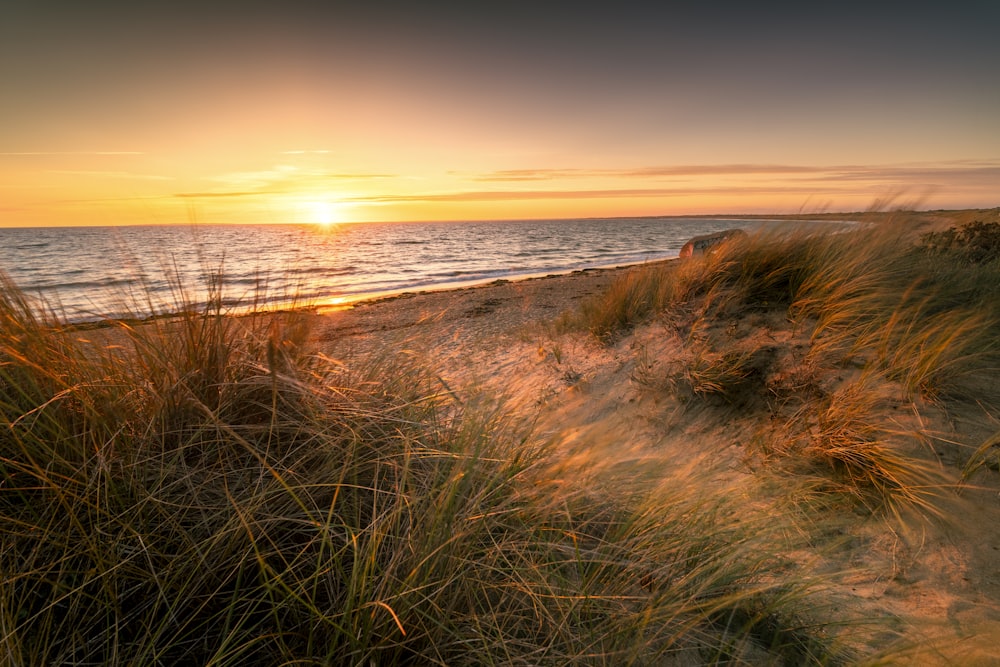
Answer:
[299,198,349,226]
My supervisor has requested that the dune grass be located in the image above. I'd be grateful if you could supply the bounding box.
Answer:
[575,217,1000,512]
[0,270,865,664]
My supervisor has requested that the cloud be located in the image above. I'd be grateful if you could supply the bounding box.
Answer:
[472,168,599,181]
[167,165,403,203]
[324,173,397,180]
[47,170,172,181]
[174,191,274,199]
[473,164,839,182]
[166,160,1000,209]
[212,166,301,189]
[472,160,1000,184]
[815,162,1000,186]
[0,151,143,156]
[347,184,857,204]
[212,166,398,191]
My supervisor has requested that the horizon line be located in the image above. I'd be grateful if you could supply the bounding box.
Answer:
[2,206,997,230]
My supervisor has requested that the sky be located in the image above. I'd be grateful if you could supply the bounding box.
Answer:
[2,1,998,227]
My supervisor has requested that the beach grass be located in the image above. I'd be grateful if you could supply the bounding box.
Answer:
[0,271,863,664]
[575,217,1000,512]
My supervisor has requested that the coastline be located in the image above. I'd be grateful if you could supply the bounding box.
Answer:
[4,213,877,327]
[309,206,991,340]
[312,258,664,355]
[61,207,991,335]
[312,262,645,315]
[308,215,862,316]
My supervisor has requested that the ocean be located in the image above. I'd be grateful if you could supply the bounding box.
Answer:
[0,217,828,323]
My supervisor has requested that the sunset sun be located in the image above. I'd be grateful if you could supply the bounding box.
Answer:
[301,199,347,226]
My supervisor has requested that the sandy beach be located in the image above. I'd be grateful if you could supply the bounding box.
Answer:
[308,220,1000,663]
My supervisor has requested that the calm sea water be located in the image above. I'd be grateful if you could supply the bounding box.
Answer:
[0,217,827,323]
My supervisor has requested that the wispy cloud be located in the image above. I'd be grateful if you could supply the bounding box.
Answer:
[85,160,998,211]
[473,160,1000,184]
[347,184,854,204]
[175,191,275,199]
[473,165,833,181]
[47,170,172,181]
[340,159,1000,211]
[212,165,301,189]
[324,173,397,180]
[472,168,602,182]
[211,165,398,191]
[0,151,143,156]
[814,162,1000,185]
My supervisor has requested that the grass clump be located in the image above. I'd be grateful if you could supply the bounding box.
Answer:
[573,264,674,342]
[767,374,941,516]
[0,271,856,664]
[635,341,775,409]
[577,228,840,342]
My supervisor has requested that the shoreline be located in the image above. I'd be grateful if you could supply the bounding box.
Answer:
[311,257,660,358]
[61,257,672,333]
[323,258,668,311]
[44,207,997,332]
[6,213,872,329]
[307,207,979,322]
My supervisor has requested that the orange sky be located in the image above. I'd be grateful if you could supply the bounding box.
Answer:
[2,3,998,227]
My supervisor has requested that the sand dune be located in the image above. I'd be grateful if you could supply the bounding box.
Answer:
[313,211,1000,662]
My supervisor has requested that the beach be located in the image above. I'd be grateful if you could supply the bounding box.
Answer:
[308,216,1000,662]
[6,209,1000,663]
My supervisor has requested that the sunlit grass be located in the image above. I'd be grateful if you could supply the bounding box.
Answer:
[572,216,1000,511]
[0,269,863,664]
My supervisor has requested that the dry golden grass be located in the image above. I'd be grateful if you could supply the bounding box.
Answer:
[574,216,1000,512]
[1,269,859,665]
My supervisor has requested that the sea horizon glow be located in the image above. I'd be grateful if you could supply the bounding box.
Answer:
[2,4,998,228]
